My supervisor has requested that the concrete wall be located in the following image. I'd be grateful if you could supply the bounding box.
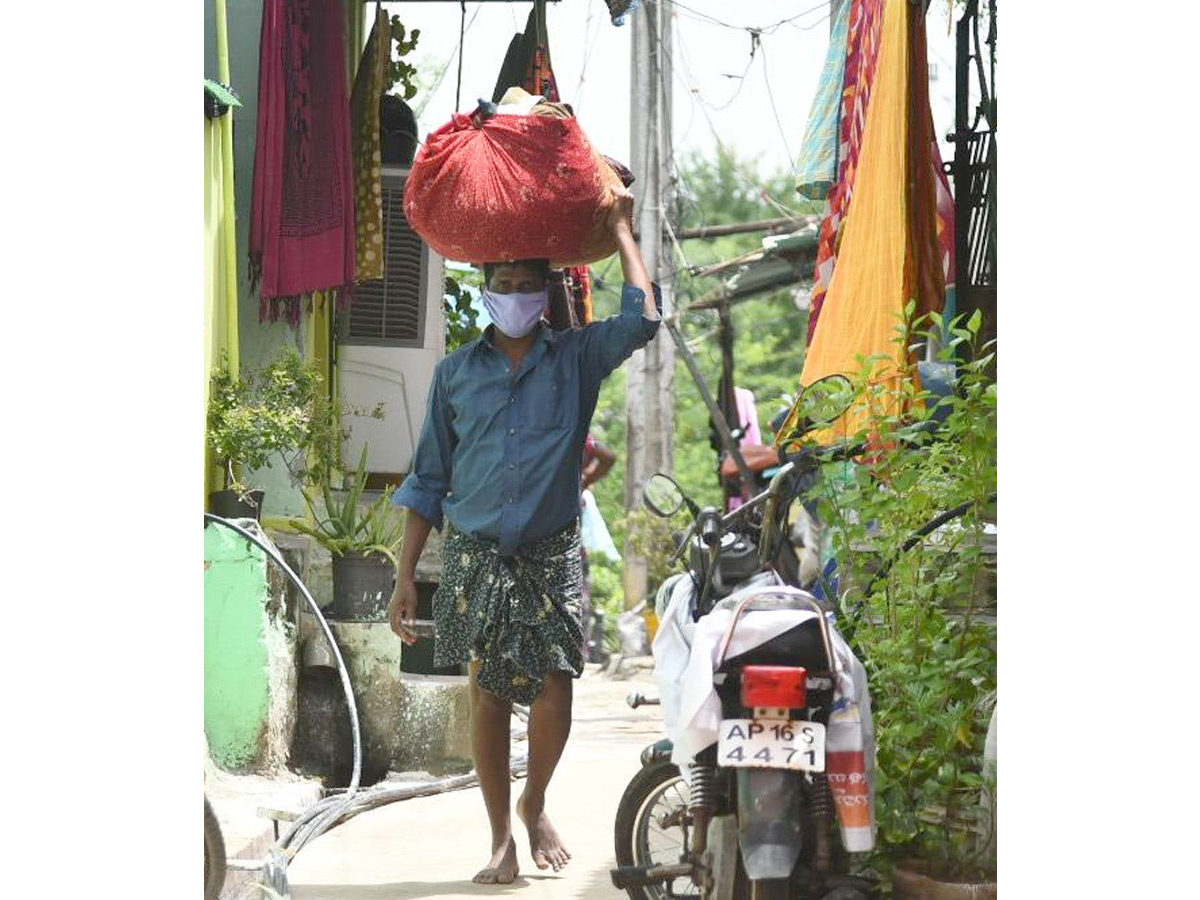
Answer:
[204,521,297,771]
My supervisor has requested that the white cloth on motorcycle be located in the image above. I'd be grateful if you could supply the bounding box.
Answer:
[651,573,877,852]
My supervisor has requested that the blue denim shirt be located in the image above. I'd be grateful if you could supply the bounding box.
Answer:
[393,283,661,555]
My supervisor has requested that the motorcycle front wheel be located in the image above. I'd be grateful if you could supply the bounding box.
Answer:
[204,796,226,900]
[614,760,700,900]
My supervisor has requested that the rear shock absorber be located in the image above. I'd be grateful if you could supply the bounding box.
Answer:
[688,761,718,859]
[809,772,834,873]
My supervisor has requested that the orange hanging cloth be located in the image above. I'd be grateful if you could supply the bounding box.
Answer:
[780,0,945,444]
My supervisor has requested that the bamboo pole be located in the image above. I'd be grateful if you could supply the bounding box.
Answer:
[634,215,812,242]
[215,0,240,376]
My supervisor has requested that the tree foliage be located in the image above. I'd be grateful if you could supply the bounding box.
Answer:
[589,147,815,558]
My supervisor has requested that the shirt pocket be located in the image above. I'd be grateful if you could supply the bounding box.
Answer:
[522,369,574,431]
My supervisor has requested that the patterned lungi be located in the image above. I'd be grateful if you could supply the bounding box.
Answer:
[433,521,585,705]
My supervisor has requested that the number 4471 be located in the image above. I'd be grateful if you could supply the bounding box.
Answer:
[725,745,818,766]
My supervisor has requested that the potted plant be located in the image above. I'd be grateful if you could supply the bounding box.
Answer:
[206,349,322,520]
[292,445,403,622]
[815,310,997,898]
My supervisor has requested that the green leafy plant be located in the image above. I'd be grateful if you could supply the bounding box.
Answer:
[622,507,680,600]
[444,271,482,350]
[812,309,997,885]
[588,554,627,652]
[207,349,322,497]
[300,389,386,489]
[389,18,421,101]
[291,445,403,568]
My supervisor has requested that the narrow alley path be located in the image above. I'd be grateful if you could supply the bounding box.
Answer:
[288,664,663,900]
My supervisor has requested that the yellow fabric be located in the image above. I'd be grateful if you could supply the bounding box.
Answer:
[352,6,390,283]
[789,0,919,444]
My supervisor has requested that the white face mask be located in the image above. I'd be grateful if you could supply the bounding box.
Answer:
[481,288,548,338]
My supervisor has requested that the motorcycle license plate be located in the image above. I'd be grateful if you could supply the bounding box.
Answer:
[718,719,826,772]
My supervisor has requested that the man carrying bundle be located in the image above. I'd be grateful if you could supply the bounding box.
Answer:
[388,188,659,884]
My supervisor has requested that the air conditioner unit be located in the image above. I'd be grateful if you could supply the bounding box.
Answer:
[337,166,446,487]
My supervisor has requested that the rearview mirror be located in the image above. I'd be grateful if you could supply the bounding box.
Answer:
[796,374,855,427]
[643,474,685,518]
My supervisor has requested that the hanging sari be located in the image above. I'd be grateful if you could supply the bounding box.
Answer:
[795,0,852,201]
[806,0,886,345]
[249,0,356,325]
[782,0,946,443]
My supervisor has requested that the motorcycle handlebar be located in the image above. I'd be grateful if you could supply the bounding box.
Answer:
[783,440,868,469]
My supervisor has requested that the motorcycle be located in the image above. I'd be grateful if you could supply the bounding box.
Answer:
[610,374,878,900]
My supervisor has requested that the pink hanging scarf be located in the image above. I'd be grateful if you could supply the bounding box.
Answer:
[249,0,356,325]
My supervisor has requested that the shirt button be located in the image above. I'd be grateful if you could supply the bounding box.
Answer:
[508,463,515,470]
[508,427,516,435]
[508,496,515,503]
[508,396,514,404]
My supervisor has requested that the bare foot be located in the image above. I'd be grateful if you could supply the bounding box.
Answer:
[516,792,571,872]
[473,837,520,885]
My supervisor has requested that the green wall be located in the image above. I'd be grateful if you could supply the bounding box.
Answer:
[204,522,272,769]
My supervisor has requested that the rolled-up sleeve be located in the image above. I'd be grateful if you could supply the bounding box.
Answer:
[392,362,454,529]
[579,283,662,380]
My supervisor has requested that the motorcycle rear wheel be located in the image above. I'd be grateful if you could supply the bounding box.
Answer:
[614,761,699,900]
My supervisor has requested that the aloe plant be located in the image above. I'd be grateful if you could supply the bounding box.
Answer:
[291,445,403,569]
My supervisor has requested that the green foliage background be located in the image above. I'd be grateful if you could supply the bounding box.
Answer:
[587,147,819,577]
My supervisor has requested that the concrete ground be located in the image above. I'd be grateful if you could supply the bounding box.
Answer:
[206,767,324,900]
[225,661,665,900]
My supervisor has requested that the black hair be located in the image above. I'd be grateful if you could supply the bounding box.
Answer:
[482,259,552,286]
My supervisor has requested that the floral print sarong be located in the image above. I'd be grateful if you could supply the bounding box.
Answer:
[433,521,585,705]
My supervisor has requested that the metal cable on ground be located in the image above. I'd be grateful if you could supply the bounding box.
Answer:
[203,514,363,896]
[205,514,534,896]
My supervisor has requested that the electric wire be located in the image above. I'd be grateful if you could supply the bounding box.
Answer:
[574,0,603,103]
[655,14,806,246]
[455,0,467,112]
[756,40,799,177]
[412,2,484,120]
[710,48,757,112]
[786,12,833,32]
[664,0,830,35]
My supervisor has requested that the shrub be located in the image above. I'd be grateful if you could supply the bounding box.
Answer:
[814,309,997,883]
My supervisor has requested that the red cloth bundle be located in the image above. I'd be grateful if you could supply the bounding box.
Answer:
[403,112,624,266]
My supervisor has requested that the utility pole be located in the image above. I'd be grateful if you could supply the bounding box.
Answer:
[625,0,676,610]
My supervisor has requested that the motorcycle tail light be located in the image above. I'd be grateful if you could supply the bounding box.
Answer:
[740,665,807,710]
